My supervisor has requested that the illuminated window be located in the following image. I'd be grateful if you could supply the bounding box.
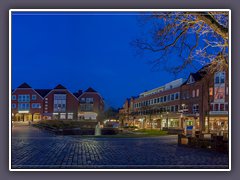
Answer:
[192,90,195,98]
[60,113,66,119]
[214,87,225,100]
[209,88,213,96]
[196,89,199,97]
[68,113,73,119]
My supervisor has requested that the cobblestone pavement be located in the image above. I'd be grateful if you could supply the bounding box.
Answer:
[11,126,229,169]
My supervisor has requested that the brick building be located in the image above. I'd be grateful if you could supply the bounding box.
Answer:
[119,79,184,129]
[11,83,104,121]
[12,83,44,121]
[74,87,104,120]
[42,84,79,120]
[119,64,229,133]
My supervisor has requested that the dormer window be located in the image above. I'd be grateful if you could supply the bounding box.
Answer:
[187,75,195,84]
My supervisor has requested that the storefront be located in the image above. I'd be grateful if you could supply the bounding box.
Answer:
[161,118,180,129]
[209,116,228,132]
[13,113,32,121]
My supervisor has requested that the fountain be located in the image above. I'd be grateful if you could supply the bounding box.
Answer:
[95,122,101,136]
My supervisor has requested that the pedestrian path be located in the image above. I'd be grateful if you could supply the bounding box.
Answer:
[11,126,229,169]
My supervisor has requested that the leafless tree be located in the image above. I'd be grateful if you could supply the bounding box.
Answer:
[133,11,229,74]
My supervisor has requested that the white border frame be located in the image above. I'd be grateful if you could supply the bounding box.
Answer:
[9,9,231,172]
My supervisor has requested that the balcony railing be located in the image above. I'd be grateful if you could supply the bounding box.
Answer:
[209,111,228,115]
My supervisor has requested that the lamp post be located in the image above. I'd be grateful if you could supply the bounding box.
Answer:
[193,113,199,137]
[160,114,163,130]
[166,111,169,129]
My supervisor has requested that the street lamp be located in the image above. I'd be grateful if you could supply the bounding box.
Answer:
[160,114,163,130]
[166,111,169,129]
[193,112,199,137]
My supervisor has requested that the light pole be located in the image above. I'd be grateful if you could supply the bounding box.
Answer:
[166,111,169,129]
[193,113,199,137]
[160,114,163,130]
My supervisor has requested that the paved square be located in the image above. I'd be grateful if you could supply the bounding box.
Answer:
[11,126,229,169]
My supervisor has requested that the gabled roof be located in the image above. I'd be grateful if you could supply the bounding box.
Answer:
[191,72,203,81]
[54,84,67,90]
[17,82,31,88]
[183,64,209,85]
[85,87,97,93]
[73,90,83,98]
[73,92,80,98]
[35,89,52,98]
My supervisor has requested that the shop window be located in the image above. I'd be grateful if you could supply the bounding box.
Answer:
[68,113,73,119]
[60,113,66,119]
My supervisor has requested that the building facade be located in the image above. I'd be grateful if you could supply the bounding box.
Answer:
[119,65,229,133]
[75,87,104,120]
[11,83,104,121]
[12,83,44,121]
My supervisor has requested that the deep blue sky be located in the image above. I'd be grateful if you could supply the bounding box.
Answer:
[12,12,196,108]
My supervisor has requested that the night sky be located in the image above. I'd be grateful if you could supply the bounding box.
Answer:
[12,11,198,108]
